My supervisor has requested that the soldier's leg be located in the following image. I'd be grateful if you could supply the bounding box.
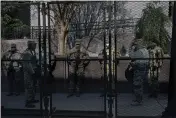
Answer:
[14,71,21,96]
[76,72,84,97]
[100,76,105,97]
[7,71,14,96]
[67,73,75,97]
[100,75,109,97]
[131,71,143,106]
[24,73,35,108]
[112,74,116,96]
[31,77,39,103]
[149,76,159,98]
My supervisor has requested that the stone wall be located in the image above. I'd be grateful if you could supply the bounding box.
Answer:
[53,60,170,82]
[1,39,170,82]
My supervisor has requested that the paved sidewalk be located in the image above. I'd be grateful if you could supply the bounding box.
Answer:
[2,92,167,117]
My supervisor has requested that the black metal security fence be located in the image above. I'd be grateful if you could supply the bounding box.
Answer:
[1,1,175,118]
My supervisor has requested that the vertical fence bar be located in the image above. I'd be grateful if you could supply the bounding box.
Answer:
[162,2,176,117]
[114,1,118,118]
[168,1,176,108]
[108,2,113,118]
[103,3,107,117]
[47,2,53,117]
[37,3,43,117]
[42,2,48,117]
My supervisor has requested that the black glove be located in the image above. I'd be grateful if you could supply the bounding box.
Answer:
[152,66,157,71]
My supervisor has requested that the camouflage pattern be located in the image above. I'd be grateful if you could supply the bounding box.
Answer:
[22,41,37,103]
[148,44,164,97]
[67,39,90,96]
[98,45,121,91]
[98,46,121,77]
[2,44,22,95]
[130,39,149,105]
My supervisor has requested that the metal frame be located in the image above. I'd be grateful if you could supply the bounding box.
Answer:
[1,1,175,118]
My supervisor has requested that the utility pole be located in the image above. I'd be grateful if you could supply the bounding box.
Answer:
[162,2,176,117]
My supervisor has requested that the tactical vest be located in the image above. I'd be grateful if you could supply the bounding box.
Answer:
[68,48,89,73]
[5,51,21,71]
[148,46,163,78]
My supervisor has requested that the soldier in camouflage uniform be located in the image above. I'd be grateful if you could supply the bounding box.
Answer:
[147,42,164,98]
[2,43,22,96]
[67,39,90,97]
[98,44,121,97]
[130,39,149,106]
[22,41,39,108]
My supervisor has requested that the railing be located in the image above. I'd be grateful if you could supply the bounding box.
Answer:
[1,18,139,39]
[1,26,56,40]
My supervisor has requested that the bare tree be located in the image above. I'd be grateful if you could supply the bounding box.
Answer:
[49,2,81,55]
[68,2,129,52]
[68,2,105,51]
[46,1,128,55]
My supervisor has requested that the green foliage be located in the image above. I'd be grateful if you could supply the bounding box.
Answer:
[135,2,170,53]
[1,1,29,39]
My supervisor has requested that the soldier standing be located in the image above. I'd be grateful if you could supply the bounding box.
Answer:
[2,43,22,96]
[67,39,90,97]
[130,39,149,106]
[98,44,120,97]
[147,42,164,98]
[22,41,39,108]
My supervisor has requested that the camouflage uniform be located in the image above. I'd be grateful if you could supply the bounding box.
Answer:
[98,44,121,96]
[148,43,164,98]
[22,41,38,108]
[130,39,149,106]
[67,39,90,97]
[2,44,22,96]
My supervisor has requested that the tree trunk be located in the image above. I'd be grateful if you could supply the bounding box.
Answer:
[56,22,68,56]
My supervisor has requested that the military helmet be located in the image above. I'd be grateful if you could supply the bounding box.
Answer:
[27,40,36,49]
[28,40,36,44]
[133,38,143,45]
[148,42,157,48]
[11,43,16,48]
[133,38,144,48]
[75,39,82,45]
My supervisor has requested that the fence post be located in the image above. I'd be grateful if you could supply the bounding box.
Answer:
[162,2,176,117]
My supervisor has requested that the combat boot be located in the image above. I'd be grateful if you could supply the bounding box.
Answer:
[76,90,80,97]
[67,90,74,98]
[29,99,39,103]
[6,93,13,96]
[67,93,74,98]
[15,93,20,96]
[131,101,142,106]
[100,93,106,97]
[25,102,35,108]
[76,92,80,97]
[148,93,158,98]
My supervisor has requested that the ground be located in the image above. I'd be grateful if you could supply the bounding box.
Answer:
[2,92,167,117]
[1,60,169,117]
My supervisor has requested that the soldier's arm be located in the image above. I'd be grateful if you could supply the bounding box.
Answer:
[22,51,35,74]
[159,48,164,67]
[67,50,72,65]
[98,52,103,64]
[115,51,121,65]
[1,52,7,76]
[17,52,23,68]
[1,51,10,71]
[83,52,90,67]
